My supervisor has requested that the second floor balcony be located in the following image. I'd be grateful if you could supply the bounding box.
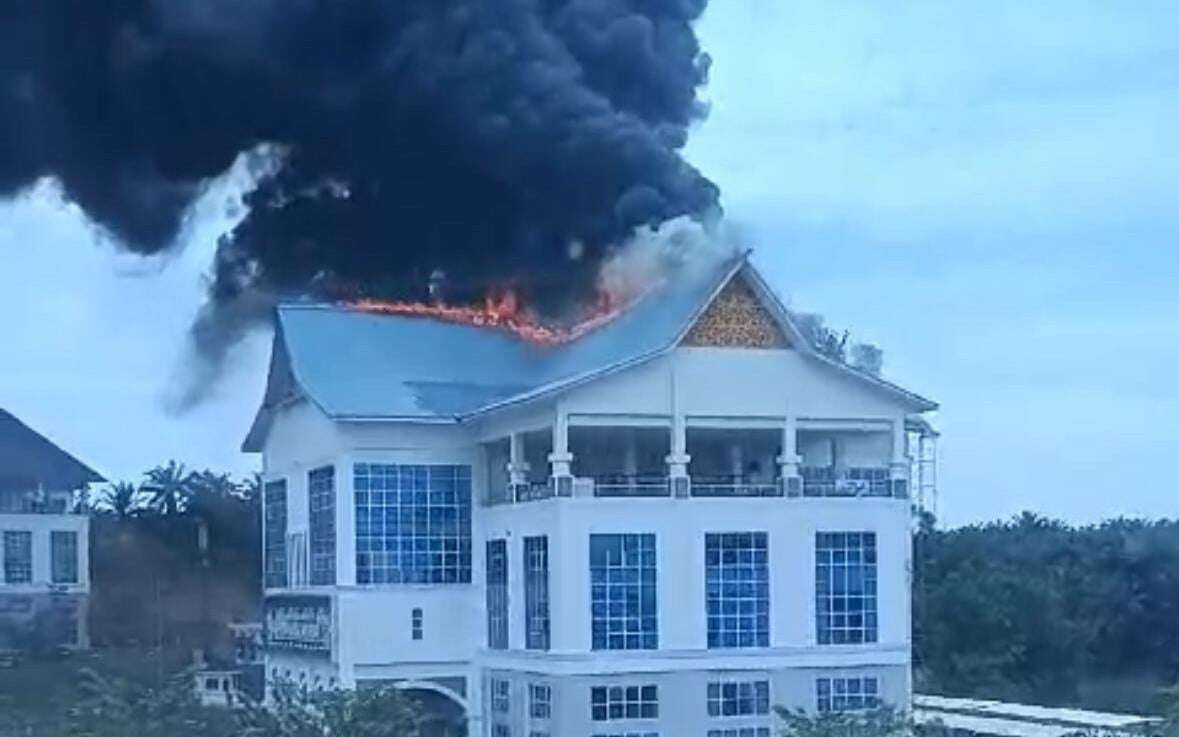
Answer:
[0,488,78,515]
[483,418,918,506]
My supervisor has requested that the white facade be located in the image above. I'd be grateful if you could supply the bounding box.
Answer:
[0,509,91,650]
[254,330,934,735]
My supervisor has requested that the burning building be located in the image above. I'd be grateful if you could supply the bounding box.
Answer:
[243,252,939,735]
[0,409,101,651]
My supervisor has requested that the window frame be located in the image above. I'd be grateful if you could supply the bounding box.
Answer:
[816,676,880,712]
[705,532,770,648]
[815,532,878,645]
[307,465,336,586]
[3,530,32,584]
[590,534,658,651]
[590,684,659,721]
[487,539,509,650]
[263,479,288,589]
[50,530,79,584]
[353,463,472,585]
[524,535,550,651]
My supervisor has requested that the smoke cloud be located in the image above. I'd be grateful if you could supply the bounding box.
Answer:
[1,0,720,396]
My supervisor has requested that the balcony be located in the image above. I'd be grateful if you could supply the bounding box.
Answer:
[482,418,911,505]
[800,466,892,498]
[0,489,76,514]
[687,427,782,498]
[571,426,670,498]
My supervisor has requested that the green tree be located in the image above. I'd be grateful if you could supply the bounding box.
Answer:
[236,680,419,737]
[142,461,194,516]
[66,667,226,737]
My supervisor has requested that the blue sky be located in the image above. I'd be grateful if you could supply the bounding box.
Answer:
[2,1,1177,525]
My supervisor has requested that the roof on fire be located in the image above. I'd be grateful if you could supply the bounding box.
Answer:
[0,408,105,490]
[242,253,936,451]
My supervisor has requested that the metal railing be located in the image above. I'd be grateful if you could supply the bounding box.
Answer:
[800,467,892,497]
[690,475,783,497]
[590,474,670,498]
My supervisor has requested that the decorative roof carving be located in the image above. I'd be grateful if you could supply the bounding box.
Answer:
[681,275,790,349]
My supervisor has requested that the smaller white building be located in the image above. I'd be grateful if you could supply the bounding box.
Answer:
[0,409,99,650]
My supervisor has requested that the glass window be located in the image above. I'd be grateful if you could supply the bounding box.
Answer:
[707,729,771,737]
[591,732,659,737]
[411,607,423,640]
[706,680,770,717]
[817,676,879,712]
[815,532,877,645]
[308,466,336,585]
[590,534,657,650]
[3,530,32,584]
[487,539,509,649]
[529,683,551,719]
[51,530,79,584]
[524,536,550,650]
[706,533,769,648]
[491,678,511,714]
[263,480,288,588]
[590,685,658,721]
[493,726,511,737]
[353,464,472,584]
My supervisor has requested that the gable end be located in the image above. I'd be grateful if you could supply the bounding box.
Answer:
[681,274,791,349]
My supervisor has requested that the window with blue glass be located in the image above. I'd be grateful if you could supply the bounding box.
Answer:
[308,466,335,585]
[487,539,509,649]
[816,676,879,711]
[51,530,79,584]
[707,679,770,717]
[353,463,472,584]
[263,480,287,589]
[815,532,877,644]
[524,536,550,650]
[706,533,769,648]
[590,534,657,650]
[3,531,32,584]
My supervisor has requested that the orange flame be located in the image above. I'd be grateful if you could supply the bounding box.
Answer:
[348,287,633,346]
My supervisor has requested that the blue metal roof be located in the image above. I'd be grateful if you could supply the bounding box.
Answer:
[242,252,936,451]
[274,252,743,421]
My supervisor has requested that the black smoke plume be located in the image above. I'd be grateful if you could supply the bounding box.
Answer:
[1,0,719,396]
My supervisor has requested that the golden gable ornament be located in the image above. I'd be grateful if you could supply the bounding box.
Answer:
[682,276,790,349]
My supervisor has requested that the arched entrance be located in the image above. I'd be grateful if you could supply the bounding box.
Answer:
[397,682,468,737]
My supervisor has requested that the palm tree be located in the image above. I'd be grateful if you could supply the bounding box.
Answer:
[97,481,141,518]
[142,461,193,516]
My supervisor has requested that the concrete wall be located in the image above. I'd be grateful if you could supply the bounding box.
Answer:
[256,340,924,732]
[484,664,909,737]
[0,512,89,591]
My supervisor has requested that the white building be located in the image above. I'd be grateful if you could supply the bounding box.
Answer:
[0,408,98,650]
[243,254,938,736]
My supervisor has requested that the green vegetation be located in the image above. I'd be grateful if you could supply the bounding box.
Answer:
[915,512,1179,713]
[83,464,260,651]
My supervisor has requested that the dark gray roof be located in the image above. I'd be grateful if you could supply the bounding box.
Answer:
[243,254,936,451]
[0,409,104,490]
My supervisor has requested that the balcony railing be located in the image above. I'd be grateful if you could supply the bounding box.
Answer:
[801,467,892,498]
[690,475,783,498]
[514,481,554,502]
[0,495,74,514]
[590,474,670,498]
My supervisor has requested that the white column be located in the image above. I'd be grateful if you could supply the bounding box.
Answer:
[666,422,690,496]
[665,365,691,497]
[507,432,530,501]
[777,415,802,496]
[890,418,910,498]
[549,412,575,496]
